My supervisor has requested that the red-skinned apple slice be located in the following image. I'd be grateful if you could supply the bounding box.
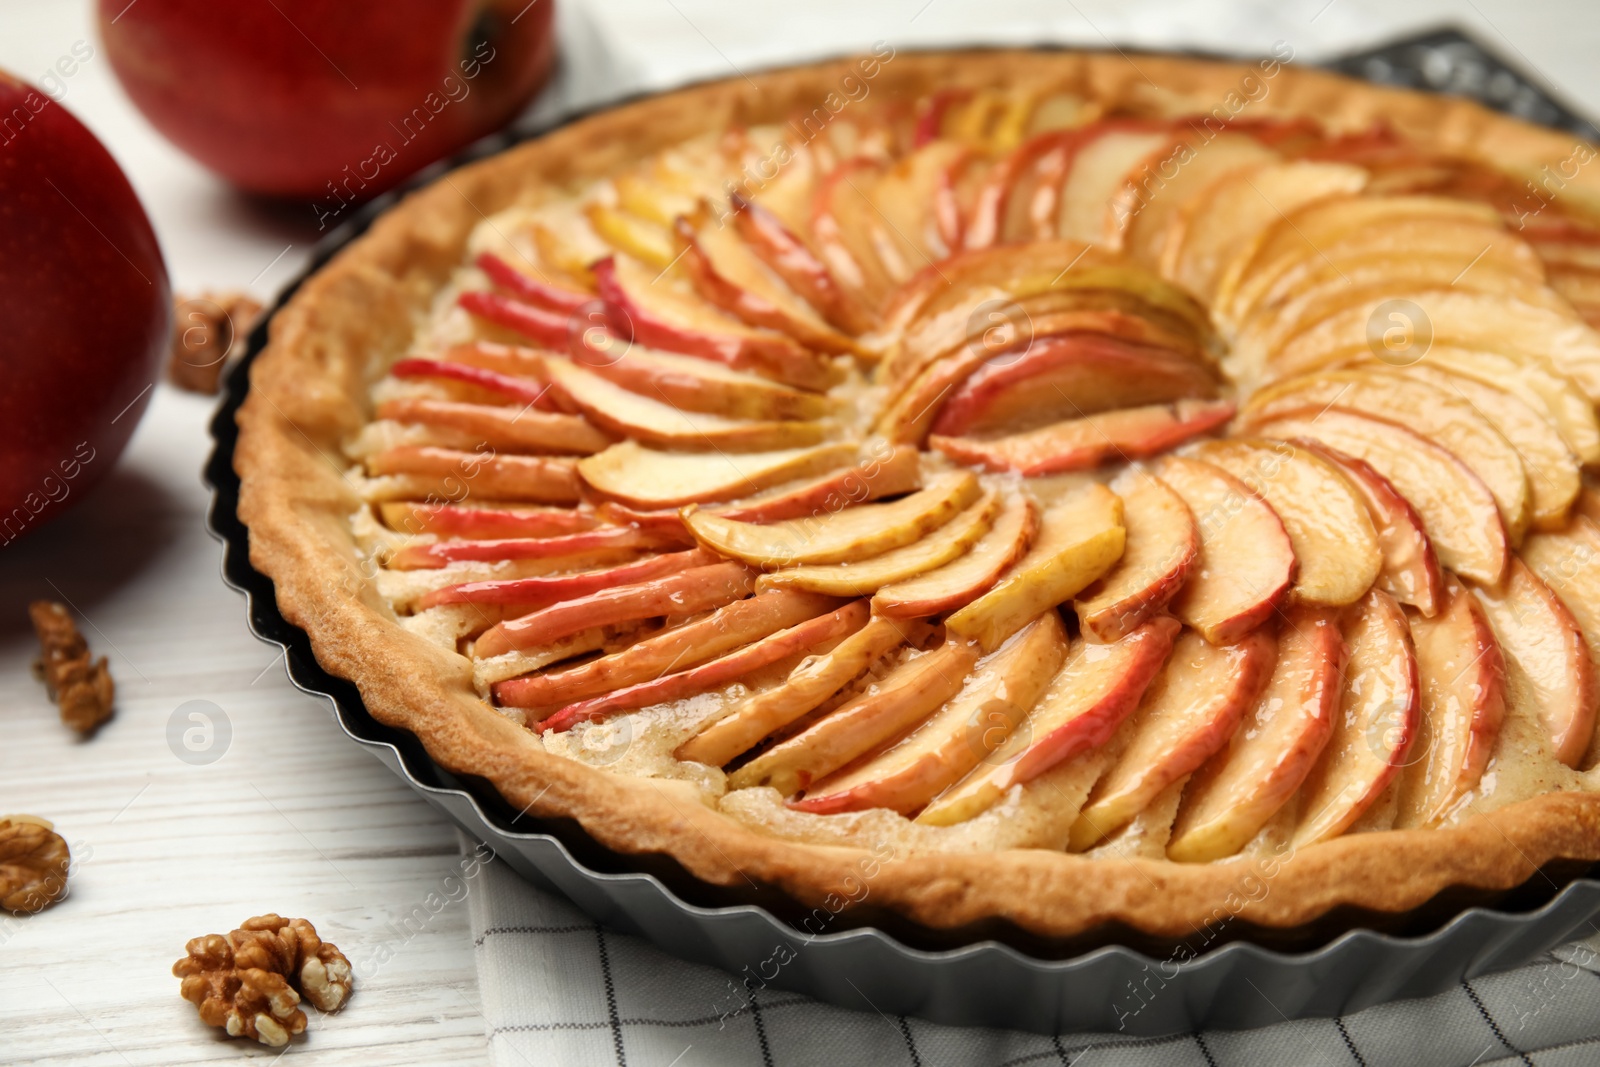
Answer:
[457,289,571,350]
[1291,588,1419,847]
[931,399,1235,476]
[476,250,592,314]
[388,524,690,570]
[868,140,974,260]
[1117,131,1279,266]
[1056,127,1172,244]
[810,157,904,309]
[364,447,580,504]
[946,483,1125,652]
[473,561,753,658]
[875,492,1037,618]
[497,589,846,712]
[1167,606,1345,862]
[729,192,874,336]
[727,633,983,795]
[1154,454,1294,645]
[1395,576,1507,827]
[540,600,868,732]
[416,548,714,612]
[378,502,600,540]
[1522,516,1600,767]
[1074,468,1199,642]
[1473,560,1598,768]
[917,615,1180,826]
[375,397,611,455]
[389,356,563,411]
[576,440,857,509]
[792,612,1070,815]
[1068,626,1277,850]
[571,341,836,422]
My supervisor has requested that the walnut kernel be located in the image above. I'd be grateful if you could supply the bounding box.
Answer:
[169,291,264,394]
[0,815,71,915]
[174,914,352,1046]
[29,600,114,734]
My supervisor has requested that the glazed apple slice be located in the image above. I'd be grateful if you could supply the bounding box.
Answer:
[1246,409,1509,587]
[946,484,1125,652]
[917,615,1180,826]
[571,342,836,422]
[473,561,754,658]
[729,192,874,335]
[1291,440,1444,617]
[1291,589,1420,847]
[683,470,980,568]
[875,492,1037,618]
[1473,560,1598,768]
[592,254,835,391]
[1188,438,1382,607]
[1068,626,1277,850]
[1166,606,1344,862]
[542,359,831,451]
[1394,577,1507,827]
[757,490,999,597]
[389,524,690,570]
[1242,369,1532,542]
[1153,455,1294,645]
[388,356,563,411]
[363,447,581,505]
[676,613,914,767]
[475,251,592,314]
[930,399,1235,476]
[811,157,909,309]
[375,398,611,456]
[576,440,856,509]
[540,600,869,732]
[792,612,1070,815]
[378,502,600,540]
[418,547,715,611]
[1073,468,1199,642]
[928,334,1219,438]
[728,634,983,795]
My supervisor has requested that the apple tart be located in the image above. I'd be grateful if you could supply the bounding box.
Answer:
[238,50,1600,940]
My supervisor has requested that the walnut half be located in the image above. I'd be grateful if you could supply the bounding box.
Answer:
[0,815,71,915]
[29,600,114,734]
[173,914,353,1047]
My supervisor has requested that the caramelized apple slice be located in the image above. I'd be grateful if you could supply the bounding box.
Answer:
[388,525,687,570]
[811,157,912,309]
[379,502,600,540]
[1247,409,1509,586]
[573,343,836,422]
[917,615,1179,826]
[757,490,999,596]
[1395,577,1507,827]
[1189,438,1381,607]
[1473,560,1597,768]
[1292,589,1420,847]
[875,492,1036,618]
[730,192,874,336]
[375,398,611,456]
[474,561,753,658]
[683,470,980,568]
[728,634,983,795]
[946,484,1125,652]
[1074,468,1198,642]
[577,441,856,509]
[541,600,868,732]
[793,612,1070,815]
[931,399,1234,476]
[1153,455,1294,645]
[1069,626,1276,850]
[389,355,561,410]
[418,547,715,611]
[1167,606,1344,862]
[362,447,581,505]
[676,614,914,767]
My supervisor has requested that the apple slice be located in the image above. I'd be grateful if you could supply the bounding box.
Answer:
[930,399,1235,476]
[870,140,977,258]
[378,502,600,540]
[917,615,1180,826]
[1166,606,1345,862]
[1291,440,1444,617]
[1242,369,1532,542]
[363,447,581,504]
[572,342,836,422]
[729,192,874,336]
[1395,577,1507,827]
[473,561,754,658]
[1245,409,1509,586]
[388,524,689,570]
[683,470,980,568]
[1522,516,1600,767]
[593,254,836,391]
[417,547,714,611]
[475,251,592,314]
[811,157,909,310]
[542,359,831,451]
[375,398,611,456]
[728,634,983,795]
[1056,128,1172,243]
[1118,131,1279,267]
[1188,438,1382,607]
[676,613,914,767]
[756,490,999,597]
[1068,626,1277,850]
[1074,468,1199,642]
[792,612,1070,815]
[1152,455,1294,645]
[1473,560,1597,768]
[1291,589,1420,847]
[929,334,1219,438]
[875,492,1036,618]
[585,201,677,268]
[946,484,1125,652]
[389,356,562,410]
[540,600,868,732]
[576,440,856,509]
[456,290,573,351]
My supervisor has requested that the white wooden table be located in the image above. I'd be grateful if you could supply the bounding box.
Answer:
[3,1,1598,1063]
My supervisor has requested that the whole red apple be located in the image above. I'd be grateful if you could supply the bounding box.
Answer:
[98,0,558,213]
[0,71,170,545]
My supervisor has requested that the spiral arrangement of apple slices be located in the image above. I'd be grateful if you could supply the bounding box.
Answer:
[349,89,1600,863]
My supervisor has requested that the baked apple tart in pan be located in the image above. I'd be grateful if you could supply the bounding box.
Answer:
[237,49,1600,941]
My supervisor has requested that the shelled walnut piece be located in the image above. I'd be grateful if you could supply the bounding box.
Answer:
[28,600,114,734]
[0,815,71,915]
[173,914,353,1047]
[168,290,264,394]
